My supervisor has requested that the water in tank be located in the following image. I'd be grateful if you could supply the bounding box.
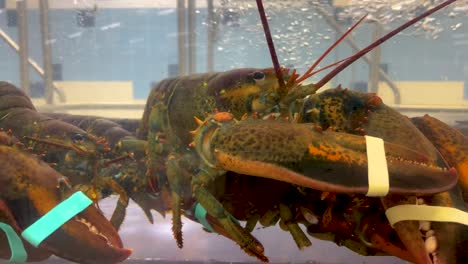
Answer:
[0,0,467,263]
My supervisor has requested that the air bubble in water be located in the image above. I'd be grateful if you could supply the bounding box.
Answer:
[451,23,462,31]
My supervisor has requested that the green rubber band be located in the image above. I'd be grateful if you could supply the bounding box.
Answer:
[194,203,215,232]
[194,203,240,233]
[21,191,92,247]
[0,222,28,263]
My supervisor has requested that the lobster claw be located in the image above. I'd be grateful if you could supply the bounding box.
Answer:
[406,115,468,264]
[0,142,132,264]
[412,115,468,203]
[193,113,458,195]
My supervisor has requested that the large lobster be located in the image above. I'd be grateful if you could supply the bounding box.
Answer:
[132,0,467,263]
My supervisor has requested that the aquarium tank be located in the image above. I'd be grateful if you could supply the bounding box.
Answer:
[0,0,467,263]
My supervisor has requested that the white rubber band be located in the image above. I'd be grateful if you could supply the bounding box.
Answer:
[365,135,389,196]
[386,204,468,227]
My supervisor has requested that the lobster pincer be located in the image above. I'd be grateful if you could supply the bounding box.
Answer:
[405,115,468,264]
[0,132,132,263]
[189,112,458,262]
[193,112,457,195]
[292,89,467,264]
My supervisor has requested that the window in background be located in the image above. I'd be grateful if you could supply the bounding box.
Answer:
[76,10,95,28]
[7,9,17,27]
[53,63,63,81]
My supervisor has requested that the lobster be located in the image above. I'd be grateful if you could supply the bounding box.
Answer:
[0,81,100,186]
[134,0,465,263]
[41,111,167,228]
[0,131,132,263]
[0,81,149,239]
[0,81,173,235]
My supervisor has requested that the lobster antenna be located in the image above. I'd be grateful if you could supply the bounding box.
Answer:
[286,56,352,86]
[23,135,93,156]
[295,14,367,84]
[303,57,350,78]
[314,0,456,90]
[256,0,286,96]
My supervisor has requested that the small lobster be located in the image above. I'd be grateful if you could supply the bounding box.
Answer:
[42,111,167,228]
[0,81,170,235]
[0,131,132,263]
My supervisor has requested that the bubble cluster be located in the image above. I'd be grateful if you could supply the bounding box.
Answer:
[206,0,465,74]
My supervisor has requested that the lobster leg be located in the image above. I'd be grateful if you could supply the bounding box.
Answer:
[76,177,130,230]
[147,102,171,188]
[192,166,268,262]
[244,213,260,233]
[166,153,194,248]
[278,203,312,249]
[107,180,130,230]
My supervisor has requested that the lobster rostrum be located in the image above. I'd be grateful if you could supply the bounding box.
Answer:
[137,0,463,262]
[0,131,132,263]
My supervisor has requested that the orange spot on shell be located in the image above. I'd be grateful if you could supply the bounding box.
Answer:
[367,95,383,108]
[307,144,343,162]
[213,112,234,122]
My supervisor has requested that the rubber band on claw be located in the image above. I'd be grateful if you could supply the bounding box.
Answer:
[386,205,468,227]
[0,222,28,263]
[365,135,389,197]
[195,203,215,232]
[21,191,92,247]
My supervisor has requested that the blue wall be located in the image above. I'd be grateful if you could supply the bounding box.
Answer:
[0,6,466,99]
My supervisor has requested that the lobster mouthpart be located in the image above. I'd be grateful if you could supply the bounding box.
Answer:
[193,113,457,195]
[0,144,132,264]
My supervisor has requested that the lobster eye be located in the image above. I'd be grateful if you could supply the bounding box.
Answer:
[72,133,84,143]
[252,71,265,81]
